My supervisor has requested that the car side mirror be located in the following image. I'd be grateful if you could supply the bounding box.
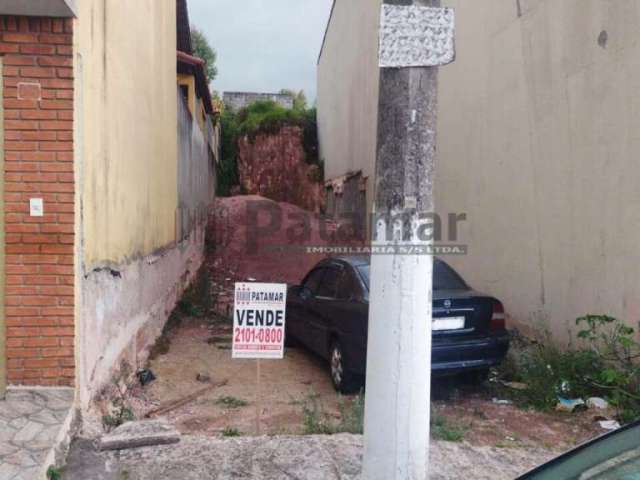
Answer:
[300,287,314,301]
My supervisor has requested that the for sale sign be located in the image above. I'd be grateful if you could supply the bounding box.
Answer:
[232,282,287,359]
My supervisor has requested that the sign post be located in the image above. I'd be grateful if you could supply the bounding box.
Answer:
[232,282,287,435]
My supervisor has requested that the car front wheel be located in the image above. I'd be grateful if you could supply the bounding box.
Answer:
[330,340,358,393]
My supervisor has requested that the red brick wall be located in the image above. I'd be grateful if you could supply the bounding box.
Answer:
[1,16,74,386]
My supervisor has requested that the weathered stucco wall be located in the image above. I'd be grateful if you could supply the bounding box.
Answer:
[77,229,203,410]
[318,0,640,342]
[436,0,640,341]
[317,0,381,219]
[76,0,178,268]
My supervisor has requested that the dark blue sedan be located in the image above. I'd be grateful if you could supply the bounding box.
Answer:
[286,256,510,392]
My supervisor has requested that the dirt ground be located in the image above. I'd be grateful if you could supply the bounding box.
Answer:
[131,314,605,452]
[133,317,341,436]
[129,195,605,454]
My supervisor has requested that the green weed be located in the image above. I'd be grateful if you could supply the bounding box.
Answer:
[215,396,249,409]
[221,427,241,437]
[46,466,61,480]
[430,408,466,442]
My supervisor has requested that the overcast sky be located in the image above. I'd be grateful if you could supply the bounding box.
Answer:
[188,0,334,102]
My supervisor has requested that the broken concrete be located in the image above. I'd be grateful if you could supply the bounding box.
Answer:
[63,434,554,479]
[99,420,180,451]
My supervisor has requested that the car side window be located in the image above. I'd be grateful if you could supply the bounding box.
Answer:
[316,267,341,298]
[303,268,325,294]
[335,269,360,301]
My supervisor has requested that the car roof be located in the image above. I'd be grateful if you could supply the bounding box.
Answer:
[318,256,370,268]
[319,256,447,268]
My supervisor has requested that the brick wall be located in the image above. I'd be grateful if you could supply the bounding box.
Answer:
[1,16,74,386]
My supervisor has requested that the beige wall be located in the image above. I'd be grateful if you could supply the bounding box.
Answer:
[317,0,382,215]
[436,0,640,341]
[318,0,640,342]
[76,0,178,268]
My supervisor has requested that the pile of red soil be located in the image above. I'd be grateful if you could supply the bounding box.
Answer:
[206,195,344,314]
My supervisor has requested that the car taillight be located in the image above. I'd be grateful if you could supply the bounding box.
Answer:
[490,301,506,332]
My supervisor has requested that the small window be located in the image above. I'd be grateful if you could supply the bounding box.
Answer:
[180,84,189,105]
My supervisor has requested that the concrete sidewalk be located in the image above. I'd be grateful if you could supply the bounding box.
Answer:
[62,432,554,479]
[0,388,74,480]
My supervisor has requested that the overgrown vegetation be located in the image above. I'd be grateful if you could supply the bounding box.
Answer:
[217,98,320,196]
[497,315,640,423]
[177,266,212,317]
[217,109,241,197]
[215,396,249,409]
[191,27,218,82]
[101,362,136,431]
[301,392,365,435]
[300,392,465,441]
[149,266,213,359]
[430,407,467,442]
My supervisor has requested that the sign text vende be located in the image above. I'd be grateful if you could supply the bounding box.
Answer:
[232,282,287,359]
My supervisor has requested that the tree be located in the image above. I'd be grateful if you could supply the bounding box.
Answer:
[280,89,308,111]
[191,27,218,82]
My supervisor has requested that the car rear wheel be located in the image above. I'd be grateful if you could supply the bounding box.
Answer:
[330,340,358,393]
[460,368,490,385]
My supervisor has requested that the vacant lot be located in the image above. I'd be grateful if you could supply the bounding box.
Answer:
[128,314,604,453]
[84,194,617,479]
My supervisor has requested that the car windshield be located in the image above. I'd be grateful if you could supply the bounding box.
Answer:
[356,260,467,291]
[356,265,370,289]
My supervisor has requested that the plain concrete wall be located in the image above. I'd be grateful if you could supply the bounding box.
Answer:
[223,92,294,112]
[318,0,640,342]
[436,0,640,341]
[317,0,382,218]
[76,0,178,268]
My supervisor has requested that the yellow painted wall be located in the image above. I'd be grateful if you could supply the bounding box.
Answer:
[76,0,178,267]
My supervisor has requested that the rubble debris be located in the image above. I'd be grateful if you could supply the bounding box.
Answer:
[586,397,609,410]
[492,398,513,405]
[502,381,528,391]
[599,420,621,431]
[136,368,156,386]
[196,373,211,383]
[146,379,229,418]
[555,398,586,413]
[99,420,180,451]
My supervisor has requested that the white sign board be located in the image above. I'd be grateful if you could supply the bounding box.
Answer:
[379,5,455,68]
[232,282,287,359]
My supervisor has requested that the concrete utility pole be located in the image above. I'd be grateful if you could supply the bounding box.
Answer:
[363,2,454,479]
